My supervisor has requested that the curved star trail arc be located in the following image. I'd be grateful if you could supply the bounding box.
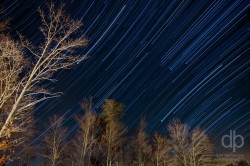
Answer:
[1,0,249,149]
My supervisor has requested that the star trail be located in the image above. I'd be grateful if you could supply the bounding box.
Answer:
[1,0,249,153]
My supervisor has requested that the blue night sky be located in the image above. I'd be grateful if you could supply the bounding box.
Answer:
[1,0,249,154]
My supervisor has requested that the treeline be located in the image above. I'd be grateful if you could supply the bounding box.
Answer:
[14,98,215,166]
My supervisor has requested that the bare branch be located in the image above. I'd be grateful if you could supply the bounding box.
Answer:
[0,2,88,140]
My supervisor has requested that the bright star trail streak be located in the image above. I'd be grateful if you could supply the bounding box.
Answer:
[1,0,249,153]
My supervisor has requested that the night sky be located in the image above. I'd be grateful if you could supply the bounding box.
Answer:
[1,0,250,154]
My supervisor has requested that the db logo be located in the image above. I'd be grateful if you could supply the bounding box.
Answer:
[221,130,244,152]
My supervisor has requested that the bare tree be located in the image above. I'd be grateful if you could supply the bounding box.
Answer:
[0,22,29,164]
[132,118,152,166]
[152,132,170,166]
[70,98,99,166]
[167,120,214,166]
[41,115,68,166]
[0,31,25,119]
[100,99,126,166]
[188,128,214,166]
[168,119,189,166]
[102,122,127,166]
[0,1,88,139]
